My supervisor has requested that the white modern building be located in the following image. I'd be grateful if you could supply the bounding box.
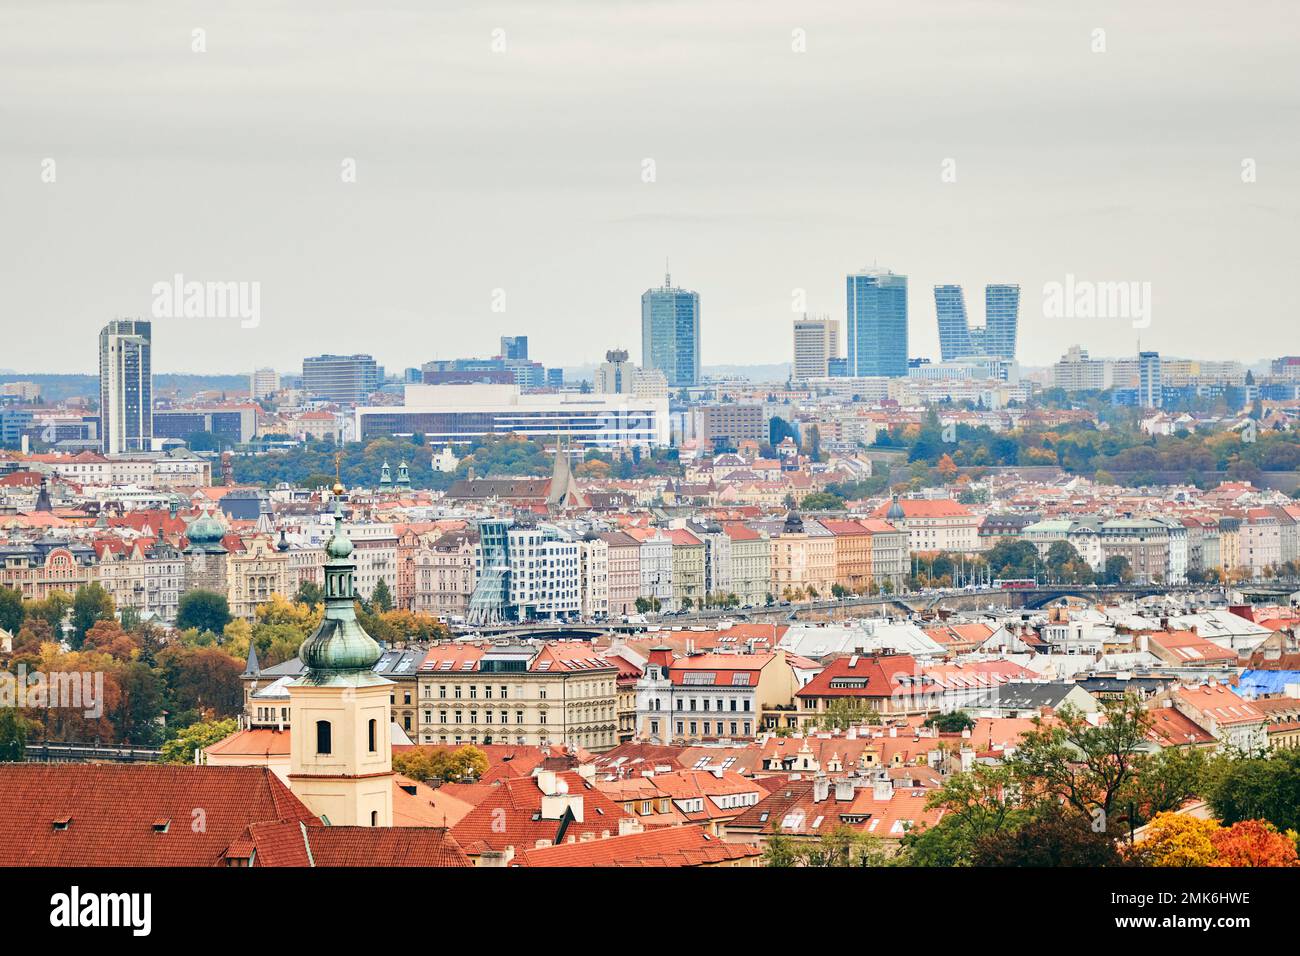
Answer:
[504,523,581,620]
[99,319,153,454]
[356,384,669,451]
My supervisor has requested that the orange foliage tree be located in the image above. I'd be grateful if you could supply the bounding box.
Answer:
[1211,819,1299,868]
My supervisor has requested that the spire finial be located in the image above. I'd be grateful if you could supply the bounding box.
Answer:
[665,258,671,289]
[332,451,345,497]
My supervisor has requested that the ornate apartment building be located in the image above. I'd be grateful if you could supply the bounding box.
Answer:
[227,534,293,619]
[93,539,185,623]
[412,530,476,619]
[415,641,619,752]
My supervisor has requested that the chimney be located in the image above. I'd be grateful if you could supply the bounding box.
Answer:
[872,777,893,801]
[834,779,854,802]
[535,770,558,795]
[476,845,515,867]
[576,763,596,783]
[812,775,830,803]
[618,817,645,836]
[647,645,673,674]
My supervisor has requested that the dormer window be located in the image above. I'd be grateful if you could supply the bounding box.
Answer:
[52,816,71,831]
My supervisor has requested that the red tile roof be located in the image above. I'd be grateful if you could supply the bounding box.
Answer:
[795,654,920,700]
[870,499,972,519]
[1144,706,1217,748]
[0,764,318,866]
[1176,683,1265,726]
[514,823,760,867]
[449,771,633,852]
[666,652,772,686]
[241,821,470,866]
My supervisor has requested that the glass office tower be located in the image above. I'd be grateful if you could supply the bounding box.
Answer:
[933,283,1020,362]
[846,268,908,377]
[641,272,700,387]
[984,284,1020,361]
[934,285,974,361]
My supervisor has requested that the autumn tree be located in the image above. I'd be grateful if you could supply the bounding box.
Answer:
[971,811,1122,867]
[70,583,115,649]
[112,661,168,747]
[903,763,1027,866]
[158,646,244,724]
[393,744,490,784]
[82,619,140,662]
[1211,819,1299,867]
[1130,812,1220,867]
[160,717,239,764]
[25,590,72,635]
[1008,697,1152,831]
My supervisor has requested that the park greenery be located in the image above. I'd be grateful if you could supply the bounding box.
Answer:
[876,405,1300,492]
[231,433,685,491]
[0,583,449,755]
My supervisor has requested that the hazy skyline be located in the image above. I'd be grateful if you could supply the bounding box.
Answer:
[2,0,1297,376]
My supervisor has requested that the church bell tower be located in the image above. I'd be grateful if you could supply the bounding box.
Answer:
[287,484,394,827]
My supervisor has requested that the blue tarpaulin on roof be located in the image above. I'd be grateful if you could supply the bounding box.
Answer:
[1237,670,1300,698]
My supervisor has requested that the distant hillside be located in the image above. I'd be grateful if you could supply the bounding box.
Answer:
[0,373,249,403]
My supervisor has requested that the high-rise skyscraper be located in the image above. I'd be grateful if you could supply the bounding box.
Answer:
[934,285,974,361]
[934,283,1020,362]
[1139,350,1162,408]
[98,319,153,454]
[641,271,700,388]
[791,315,840,382]
[846,268,908,377]
[983,284,1020,361]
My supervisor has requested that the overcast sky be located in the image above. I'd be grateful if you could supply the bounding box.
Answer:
[2,0,1297,377]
